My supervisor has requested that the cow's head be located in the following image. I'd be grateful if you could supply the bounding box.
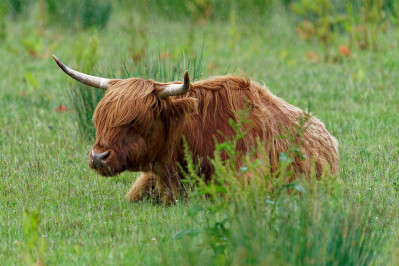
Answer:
[53,55,197,176]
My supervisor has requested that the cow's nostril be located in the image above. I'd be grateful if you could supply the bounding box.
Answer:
[98,150,110,160]
[92,150,110,168]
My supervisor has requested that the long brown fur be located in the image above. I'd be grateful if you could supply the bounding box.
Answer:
[90,74,339,203]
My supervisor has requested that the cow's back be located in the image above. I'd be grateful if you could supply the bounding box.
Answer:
[180,75,338,180]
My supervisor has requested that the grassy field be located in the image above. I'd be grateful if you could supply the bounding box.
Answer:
[1,1,399,265]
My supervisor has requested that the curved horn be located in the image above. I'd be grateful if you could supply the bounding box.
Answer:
[52,55,111,90]
[159,70,190,98]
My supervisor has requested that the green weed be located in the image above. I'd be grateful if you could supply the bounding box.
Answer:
[175,107,393,265]
[19,209,47,265]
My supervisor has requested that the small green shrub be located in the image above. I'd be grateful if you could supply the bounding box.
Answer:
[173,107,393,265]
[292,0,393,61]
[292,0,347,62]
[355,0,388,51]
[19,209,47,265]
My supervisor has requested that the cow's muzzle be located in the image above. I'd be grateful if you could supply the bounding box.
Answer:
[91,150,110,169]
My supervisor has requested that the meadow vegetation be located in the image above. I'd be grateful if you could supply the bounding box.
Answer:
[0,0,399,265]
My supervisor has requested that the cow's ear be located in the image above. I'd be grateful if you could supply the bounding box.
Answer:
[161,97,198,120]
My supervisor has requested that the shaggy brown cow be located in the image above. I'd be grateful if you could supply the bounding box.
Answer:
[53,55,338,203]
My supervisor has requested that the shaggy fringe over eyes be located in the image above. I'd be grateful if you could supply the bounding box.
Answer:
[93,78,162,146]
[93,78,198,148]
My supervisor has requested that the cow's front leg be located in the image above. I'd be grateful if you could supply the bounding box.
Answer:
[125,172,159,202]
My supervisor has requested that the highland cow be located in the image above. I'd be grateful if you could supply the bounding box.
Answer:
[53,55,339,203]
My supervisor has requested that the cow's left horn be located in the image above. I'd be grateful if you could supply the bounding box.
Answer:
[52,55,111,90]
[159,70,190,98]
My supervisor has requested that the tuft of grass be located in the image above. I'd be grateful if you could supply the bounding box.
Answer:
[67,32,104,141]
[19,209,47,265]
[122,48,205,82]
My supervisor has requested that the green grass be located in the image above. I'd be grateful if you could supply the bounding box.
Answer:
[1,3,399,265]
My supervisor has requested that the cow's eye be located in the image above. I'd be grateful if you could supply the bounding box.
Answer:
[128,119,136,127]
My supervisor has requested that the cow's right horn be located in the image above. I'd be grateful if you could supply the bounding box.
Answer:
[52,55,111,90]
[158,71,190,98]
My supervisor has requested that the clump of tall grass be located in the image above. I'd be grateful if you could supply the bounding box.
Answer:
[173,107,394,265]
[66,33,103,141]
[67,42,205,142]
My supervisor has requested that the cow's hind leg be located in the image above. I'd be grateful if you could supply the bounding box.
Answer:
[125,172,158,202]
